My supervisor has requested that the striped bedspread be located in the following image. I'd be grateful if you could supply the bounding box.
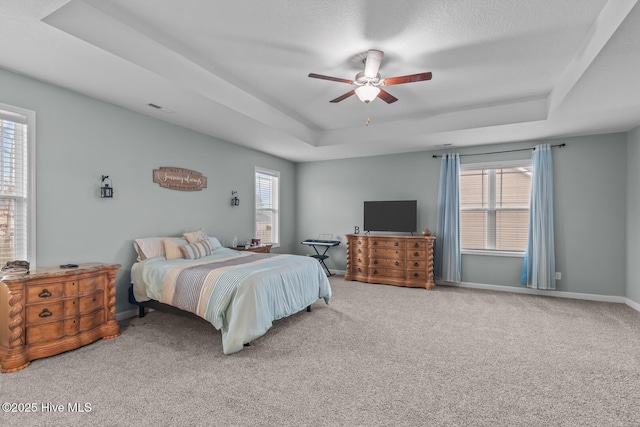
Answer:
[131,248,331,354]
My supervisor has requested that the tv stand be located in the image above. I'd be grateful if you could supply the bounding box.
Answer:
[345,234,435,290]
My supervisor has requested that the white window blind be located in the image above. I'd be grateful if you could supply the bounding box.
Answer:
[460,160,531,253]
[255,167,280,246]
[0,106,33,265]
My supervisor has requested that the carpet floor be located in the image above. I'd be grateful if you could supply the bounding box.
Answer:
[2,276,640,426]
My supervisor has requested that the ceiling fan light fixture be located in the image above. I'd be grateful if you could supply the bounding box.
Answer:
[355,85,380,103]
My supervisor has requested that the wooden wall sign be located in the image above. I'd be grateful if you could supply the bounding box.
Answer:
[153,167,207,191]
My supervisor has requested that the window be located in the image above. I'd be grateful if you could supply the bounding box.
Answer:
[0,104,35,266]
[460,160,531,254]
[255,167,279,246]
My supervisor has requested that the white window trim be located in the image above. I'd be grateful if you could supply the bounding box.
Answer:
[460,158,531,257]
[254,166,280,248]
[0,102,36,267]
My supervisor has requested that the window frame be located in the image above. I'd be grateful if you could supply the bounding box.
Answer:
[459,159,531,258]
[254,166,280,248]
[0,103,36,267]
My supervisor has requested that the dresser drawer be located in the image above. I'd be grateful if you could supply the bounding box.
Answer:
[370,258,405,269]
[369,268,405,279]
[79,293,103,313]
[26,321,65,345]
[351,238,367,247]
[64,318,79,335]
[406,270,430,281]
[407,250,426,259]
[78,275,105,294]
[349,254,368,264]
[350,246,369,257]
[350,264,368,275]
[79,310,105,332]
[407,240,427,249]
[26,283,64,303]
[407,260,427,269]
[371,248,404,259]
[25,279,80,302]
[26,302,65,325]
[370,239,405,249]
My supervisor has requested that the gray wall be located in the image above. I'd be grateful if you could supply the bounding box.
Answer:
[1,65,636,312]
[296,134,629,297]
[627,126,640,304]
[0,68,296,315]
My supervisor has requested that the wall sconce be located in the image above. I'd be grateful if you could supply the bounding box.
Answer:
[101,175,114,198]
[231,190,239,206]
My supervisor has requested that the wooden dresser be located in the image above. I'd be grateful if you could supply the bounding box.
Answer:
[0,263,120,373]
[345,234,436,290]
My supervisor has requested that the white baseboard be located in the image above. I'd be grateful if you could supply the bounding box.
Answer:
[437,279,639,307]
[116,308,139,321]
[625,297,640,312]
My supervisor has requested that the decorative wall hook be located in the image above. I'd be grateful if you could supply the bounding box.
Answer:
[101,175,114,198]
[231,190,239,206]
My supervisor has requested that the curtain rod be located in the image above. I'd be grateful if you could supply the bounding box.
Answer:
[432,143,566,158]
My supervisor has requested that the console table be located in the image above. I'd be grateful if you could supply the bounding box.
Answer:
[345,234,435,290]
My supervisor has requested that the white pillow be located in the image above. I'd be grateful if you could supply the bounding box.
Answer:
[134,237,185,261]
[209,237,222,249]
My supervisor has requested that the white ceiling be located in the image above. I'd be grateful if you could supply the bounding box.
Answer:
[1,0,639,162]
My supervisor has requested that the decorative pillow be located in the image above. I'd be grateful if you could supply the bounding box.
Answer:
[134,237,185,261]
[180,240,214,260]
[208,237,222,250]
[183,229,209,244]
[163,237,185,260]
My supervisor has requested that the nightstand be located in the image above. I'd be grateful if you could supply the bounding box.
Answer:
[229,245,272,254]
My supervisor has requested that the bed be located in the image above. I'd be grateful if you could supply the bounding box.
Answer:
[130,233,332,354]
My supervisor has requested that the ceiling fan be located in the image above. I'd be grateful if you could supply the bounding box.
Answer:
[308,49,432,104]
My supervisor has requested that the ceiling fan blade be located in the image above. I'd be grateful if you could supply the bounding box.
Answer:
[308,73,354,85]
[382,72,432,86]
[364,49,383,78]
[330,90,356,103]
[377,89,398,104]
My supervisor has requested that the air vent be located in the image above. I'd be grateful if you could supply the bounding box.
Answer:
[147,103,174,113]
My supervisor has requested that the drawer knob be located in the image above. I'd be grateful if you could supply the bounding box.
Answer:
[373,241,378,245]
[373,260,378,265]
[414,252,419,257]
[394,242,399,246]
[38,289,52,298]
[414,273,420,278]
[414,243,419,248]
[414,262,420,267]
[395,261,399,266]
[39,308,53,318]
[373,270,378,275]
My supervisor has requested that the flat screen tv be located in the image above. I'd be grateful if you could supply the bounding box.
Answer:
[364,200,417,233]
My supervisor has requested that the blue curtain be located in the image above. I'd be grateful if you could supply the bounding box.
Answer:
[521,144,556,289]
[435,153,461,282]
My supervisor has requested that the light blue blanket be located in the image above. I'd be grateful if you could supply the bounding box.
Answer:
[131,248,331,354]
